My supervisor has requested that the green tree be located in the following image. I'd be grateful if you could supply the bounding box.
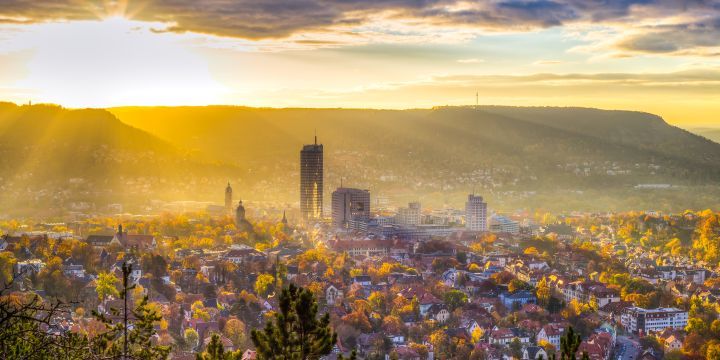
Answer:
[338,350,357,360]
[443,290,468,311]
[508,279,530,293]
[92,262,170,359]
[196,333,242,360]
[545,327,587,360]
[251,284,336,360]
[0,252,16,287]
[0,290,92,359]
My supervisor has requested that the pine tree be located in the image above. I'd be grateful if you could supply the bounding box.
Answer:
[92,261,170,359]
[337,350,357,360]
[196,333,242,360]
[544,326,589,360]
[251,283,336,360]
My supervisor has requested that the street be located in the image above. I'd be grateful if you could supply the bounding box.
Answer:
[615,335,641,360]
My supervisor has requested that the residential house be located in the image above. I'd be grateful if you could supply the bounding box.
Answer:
[426,304,450,323]
[536,324,565,350]
[326,284,343,306]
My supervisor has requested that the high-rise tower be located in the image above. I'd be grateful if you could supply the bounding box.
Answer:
[225,182,233,216]
[300,136,323,222]
[465,194,487,231]
[332,187,370,229]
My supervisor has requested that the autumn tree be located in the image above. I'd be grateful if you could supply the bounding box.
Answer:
[254,273,275,298]
[536,276,552,307]
[509,337,523,359]
[224,318,246,347]
[96,271,120,301]
[185,328,200,350]
[251,284,336,360]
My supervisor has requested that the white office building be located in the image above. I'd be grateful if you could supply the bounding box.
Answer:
[489,215,520,234]
[395,202,421,226]
[621,307,688,334]
[465,194,487,231]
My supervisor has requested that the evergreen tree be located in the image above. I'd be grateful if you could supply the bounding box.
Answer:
[196,333,242,360]
[544,327,589,360]
[337,350,357,360]
[251,283,336,360]
[93,262,170,359]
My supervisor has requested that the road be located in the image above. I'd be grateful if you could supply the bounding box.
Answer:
[614,335,641,360]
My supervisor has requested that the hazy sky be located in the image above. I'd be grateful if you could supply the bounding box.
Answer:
[0,1,719,125]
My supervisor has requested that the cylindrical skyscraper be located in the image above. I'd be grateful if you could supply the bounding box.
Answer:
[300,136,323,222]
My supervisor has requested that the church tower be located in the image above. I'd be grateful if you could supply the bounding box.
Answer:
[225,182,233,216]
[235,200,252,232]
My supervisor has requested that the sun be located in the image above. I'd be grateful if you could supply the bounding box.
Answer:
[15,17,227,108]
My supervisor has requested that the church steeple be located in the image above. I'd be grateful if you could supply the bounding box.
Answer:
[225,182,233,216]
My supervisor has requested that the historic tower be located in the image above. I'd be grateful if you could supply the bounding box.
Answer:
[225,182,233,216]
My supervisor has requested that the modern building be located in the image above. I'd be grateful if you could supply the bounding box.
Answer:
[621,307,688,334]
[395,202,421,226]
[465,194,487,231]
[331,187,370,230]
[489,214,519,234]
[225,182,233,216]
[300,137,323,222]
[499,290,537,309]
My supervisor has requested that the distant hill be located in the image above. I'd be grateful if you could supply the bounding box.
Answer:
[0,103,239,216]
[105,105,720,212]
[689,127,720,144]
[2,102,720,216]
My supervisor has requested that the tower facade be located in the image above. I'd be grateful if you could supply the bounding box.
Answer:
[300,137,323,222]
[235,200,252,232]
[465,194,487,231]
[332,187,370,229]
[225,182,233,216]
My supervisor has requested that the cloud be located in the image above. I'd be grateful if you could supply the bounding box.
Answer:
[614,16,720,55]
[533,59,565,65]
[1,0,719,56]
[457,58,484,63]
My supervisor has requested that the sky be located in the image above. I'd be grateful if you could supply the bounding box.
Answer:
[0,1,719,126]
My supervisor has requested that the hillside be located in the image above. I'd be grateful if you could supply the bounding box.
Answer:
[106,105,720,212]
[0,103,240,216]
[2,103,720,216]
[689,127,720,144]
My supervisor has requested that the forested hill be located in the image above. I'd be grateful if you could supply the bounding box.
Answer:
[110,105,720,183]
[690,127,720,145]
[106,105,720,212]
[1,102,720,216]
[0,103,239,215]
